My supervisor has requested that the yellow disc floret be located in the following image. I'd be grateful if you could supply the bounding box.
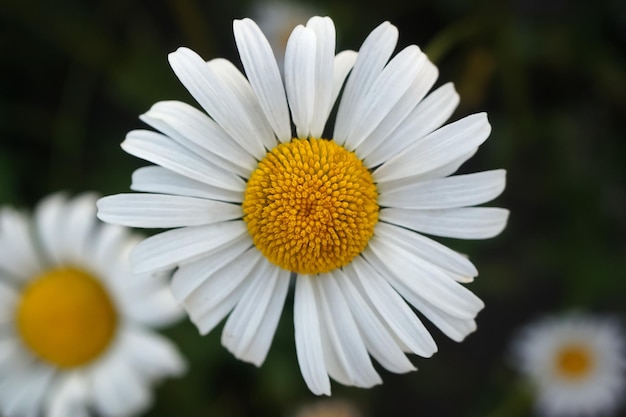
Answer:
[16,267,118,368]
[555,345,594,380]
[243,138,379,274]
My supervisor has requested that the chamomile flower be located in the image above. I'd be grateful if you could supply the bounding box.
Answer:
[97,16,508,395]
[251,0,320,68]
[294,399,361,417]
[0,193,185,417]
[512,313,626,417]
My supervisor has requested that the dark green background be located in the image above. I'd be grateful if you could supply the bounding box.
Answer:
[1,0,625,415]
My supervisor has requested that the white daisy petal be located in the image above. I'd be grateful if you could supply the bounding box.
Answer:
[356,59,438,160]
[316,312,351,385]
[222,257,289,366]
[139,115,246,179]
[374,222,478,277]
[0,324,13,342]
[47,373,90,417]
[0,364,55,417]
[378,148,480,193]
[122,129,246,192]
[183,247,261,326]
[191,281,248,336]
[367,235,484,319]
[364,82,460,167]
[90,223,129,275]
[207,57,278,151]
[0,282,17,324]
[62,193,100,265]
[374,113,492,182]
[97,193,241,228]
[314,272,382,388]
[130,221,248,274]
[34,192,68,265]
[131,166,243,203]
[344,45,426,151]
[141,100,257,174]
[233,18,291,142]
[379,169,506,209]
[294,275,331,395]
[91,357,152,417]
[0,208,42,281]
[381,207,510,239]
[334,268,416,373]
[362,255,478,341]
[122,327,187,380]
[0,340,30,376]
[330,50,358,107]
[125,287,182,328]
[237,267,290,366]
[344,259,437,357]
[171,232,251,303]
[334,21,399,145]
[121,280,183,328]
[190,248,261,334]
[285,25,317,138]
[168,47,270,159]
[306,16,335,138]
[406,295,478,342]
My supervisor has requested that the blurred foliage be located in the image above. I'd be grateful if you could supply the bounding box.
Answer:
[1,0,625,416]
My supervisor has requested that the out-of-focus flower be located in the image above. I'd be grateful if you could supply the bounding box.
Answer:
[294,398,361,417]
[251,0,320,68]
[512,313,626,417]
[98,16,508,395]
[0,193,185,417]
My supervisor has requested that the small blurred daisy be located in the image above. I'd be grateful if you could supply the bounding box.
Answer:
[251,0,320,68]
[0,194,185,417]
[294,398,361,417]
[98,16,508,394]
[512,313,626,417]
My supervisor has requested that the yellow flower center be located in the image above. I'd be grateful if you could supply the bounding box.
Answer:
[555,345,594,379]
[243,138,379,274]
[16,267,118,368]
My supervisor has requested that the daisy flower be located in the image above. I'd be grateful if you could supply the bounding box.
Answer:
[512,313,626,417]
[251,0,321,68]
[0,193,186,417]
[294,399,361,417]
[97,16,508,395]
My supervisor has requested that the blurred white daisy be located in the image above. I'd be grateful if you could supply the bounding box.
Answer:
[512,313,626,417]
[97,16,508,395]
[251,0,320,68]
[294,398,361,417]
[0,193,186,417]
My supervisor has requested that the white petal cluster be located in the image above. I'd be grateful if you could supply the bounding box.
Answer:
[98,16,508,395]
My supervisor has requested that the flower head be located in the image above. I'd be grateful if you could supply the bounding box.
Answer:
[294,399,361,417]
[97,16,508,395]
[0,193,185,417]
[512,313,626,417]
[251,0,320,68]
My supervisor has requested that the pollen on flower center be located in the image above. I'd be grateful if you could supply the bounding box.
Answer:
[16,267,118,368]
[243,138,379,275]
[555,345,594,379]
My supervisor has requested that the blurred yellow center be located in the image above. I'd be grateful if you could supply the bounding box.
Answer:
[555,345,593,379]
[243,138,379,274]
[16,267,118,368]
